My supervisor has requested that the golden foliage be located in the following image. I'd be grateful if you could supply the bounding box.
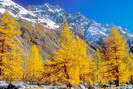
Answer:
[0,12,23,81]
[24,45,44,83]
[103,27,131,84]
[44,22,95,87]
[0,12,132,87]
[94,48,108,84]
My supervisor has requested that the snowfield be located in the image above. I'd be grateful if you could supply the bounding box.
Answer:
[0,0,59,29]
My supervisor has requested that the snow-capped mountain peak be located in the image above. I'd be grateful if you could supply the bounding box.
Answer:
[0,0,59,29]
[28,3,133,45]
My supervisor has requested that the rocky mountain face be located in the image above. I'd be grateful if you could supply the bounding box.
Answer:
[0,0,133,58]
[18,20,59,59]
[28,3,131,43]
[27,3,133,51]
[0,0,60,59]
[0,0,59,29]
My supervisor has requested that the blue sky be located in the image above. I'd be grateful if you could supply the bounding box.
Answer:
[13,0,133,32]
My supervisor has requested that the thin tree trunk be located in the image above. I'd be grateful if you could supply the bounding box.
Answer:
[63,64,72,88]
[115,66,119,86]
[0,40,4,76]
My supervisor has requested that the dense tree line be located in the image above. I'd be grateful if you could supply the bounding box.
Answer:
[0,12,133,88]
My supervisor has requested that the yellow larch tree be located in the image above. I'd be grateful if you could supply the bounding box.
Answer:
[24,45,44,84]
[93,48,108,85]
[75,36,95,86]
[44,22,95,88]
[0,12,23,82]
[128,53,133,83]
[103,27,131,85]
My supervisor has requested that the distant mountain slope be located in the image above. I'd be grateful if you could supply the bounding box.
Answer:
[0,0,59,29]
[28,3,133,44]
[0,0,133,50]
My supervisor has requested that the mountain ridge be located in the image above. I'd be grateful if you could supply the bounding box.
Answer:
[0,0,133,47]
[0,0,59,29]
[28,3,132,43]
